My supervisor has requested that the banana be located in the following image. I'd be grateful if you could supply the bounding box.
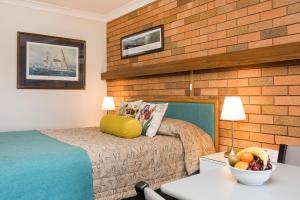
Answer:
[237,147,269,169]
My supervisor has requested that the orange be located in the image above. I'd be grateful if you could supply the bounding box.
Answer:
[240,152,254,163]
[234,161,249,170]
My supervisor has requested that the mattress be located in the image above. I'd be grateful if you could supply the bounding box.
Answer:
[42,122,215,200]
[41,128,185,199]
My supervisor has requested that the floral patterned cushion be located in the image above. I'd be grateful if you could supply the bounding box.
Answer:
[136,103,168,137]
[118,100,142,118]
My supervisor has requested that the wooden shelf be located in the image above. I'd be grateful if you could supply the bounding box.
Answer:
[102,42,300,80]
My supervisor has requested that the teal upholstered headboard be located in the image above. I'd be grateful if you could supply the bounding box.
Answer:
[144,98,219,150]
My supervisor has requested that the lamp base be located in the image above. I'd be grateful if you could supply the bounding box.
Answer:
[224,147,235,158]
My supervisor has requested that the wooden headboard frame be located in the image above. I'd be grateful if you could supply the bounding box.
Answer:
[129,97,219,151]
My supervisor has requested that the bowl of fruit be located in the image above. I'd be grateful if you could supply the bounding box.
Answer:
[228,147,275,186]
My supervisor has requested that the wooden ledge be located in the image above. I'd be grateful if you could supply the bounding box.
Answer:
[102,42,300,80]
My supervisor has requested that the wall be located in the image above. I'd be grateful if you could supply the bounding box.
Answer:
[107,0,300,151]
[0,3,107,131]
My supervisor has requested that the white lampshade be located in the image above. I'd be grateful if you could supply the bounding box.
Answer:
[101,96,115,111]
[221,96,246,121]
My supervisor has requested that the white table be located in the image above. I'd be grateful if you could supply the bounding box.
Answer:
[161,163,299,200]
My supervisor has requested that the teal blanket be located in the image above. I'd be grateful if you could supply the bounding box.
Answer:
[0,131,93,200]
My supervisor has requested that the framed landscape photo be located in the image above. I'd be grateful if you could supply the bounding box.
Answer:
[17,32,86,89]
[121,25,164,59]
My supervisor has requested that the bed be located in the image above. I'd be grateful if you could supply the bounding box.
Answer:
[0,98,218,200]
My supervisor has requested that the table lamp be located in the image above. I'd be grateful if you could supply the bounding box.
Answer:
[221,96,246,157]
[101,96,115,114]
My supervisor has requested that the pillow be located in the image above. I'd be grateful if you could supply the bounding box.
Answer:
[157,117,181,137]
[100,115,142,139]
[118,100,142,118]
[136,102,168,137]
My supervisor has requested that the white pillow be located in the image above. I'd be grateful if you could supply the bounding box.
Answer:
[136,102,168,137]
[118,100,142,118]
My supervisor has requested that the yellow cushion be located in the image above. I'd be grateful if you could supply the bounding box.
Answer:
[100,115,142,139]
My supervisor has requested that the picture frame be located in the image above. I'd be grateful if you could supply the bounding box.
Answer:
[120,25,164,59]
[17,32,86,89]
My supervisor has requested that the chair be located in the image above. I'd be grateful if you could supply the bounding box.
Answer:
[135,181,165,200]
[277,144,300,167]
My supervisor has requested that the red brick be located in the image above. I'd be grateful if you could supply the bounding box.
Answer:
[237,14,260,26]
[233,131,250,140]
[261,124,288,135]
[200,72,218,80]
[200,25,217,35]
[220,137,232,146]
[220,120,233,129]
[274,116,300,126]
[177,10,192,19]
[262,86,288,95]
[275,96,300,105]
[260,7,287,21]
[207,31,227,41]
[177,39,192,47]
[209,80,228,87]
[289,106,300,116]
[250,133,275,143]
[262,143,279,150]
[191,4,208,15]
[248,1,272,15]
[207,0,226,9]
[194,80,209,88]
[288,126,300,137]
[249,77,273,86]
[238,87,261,95]
[217,20,237,31]
[273,34,300,45]
[289,86,300,95]
[238,69,261,78]
[288,3,300,14]
[288,65,300,75]
[208,14,226,25]
[288,24,300,35]
[217,36,238,47]
[250,96,274,105]
[275,135,300,145]
[262,67,288,77]
[262,105,289,115]
[249,114,274,124]
[274,0,300,8]
[274,75,300,85]
[191,50,208,57]
[238,32,260,43]
[208,47,226,55]
[244,105,261,114]
[248,20,273,32]
[185,44,200,53]
[228,79,249,87]
[227,25,249,37]
[273,13,300,27]
[249,39,273,49]
[234,139,262,149]
[235,122,261,132]
[227,8,247,20]
[201,88,218,95]
[191,35,208,44]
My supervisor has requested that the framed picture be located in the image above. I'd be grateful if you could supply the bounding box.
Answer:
[17,32,86,89]
[121,25,164,59]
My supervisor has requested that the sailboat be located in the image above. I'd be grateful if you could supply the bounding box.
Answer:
[51,49,69,71]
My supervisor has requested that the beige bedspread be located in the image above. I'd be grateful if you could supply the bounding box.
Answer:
[41,122,214,200]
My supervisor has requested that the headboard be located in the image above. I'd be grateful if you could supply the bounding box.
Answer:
[132,98,219,151]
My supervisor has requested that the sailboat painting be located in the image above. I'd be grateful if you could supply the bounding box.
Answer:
[26,42,79,81]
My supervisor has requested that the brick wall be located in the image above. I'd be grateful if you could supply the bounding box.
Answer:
[107,0,300,151]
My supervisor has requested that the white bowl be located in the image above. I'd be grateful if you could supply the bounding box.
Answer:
[229,164,276,186]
